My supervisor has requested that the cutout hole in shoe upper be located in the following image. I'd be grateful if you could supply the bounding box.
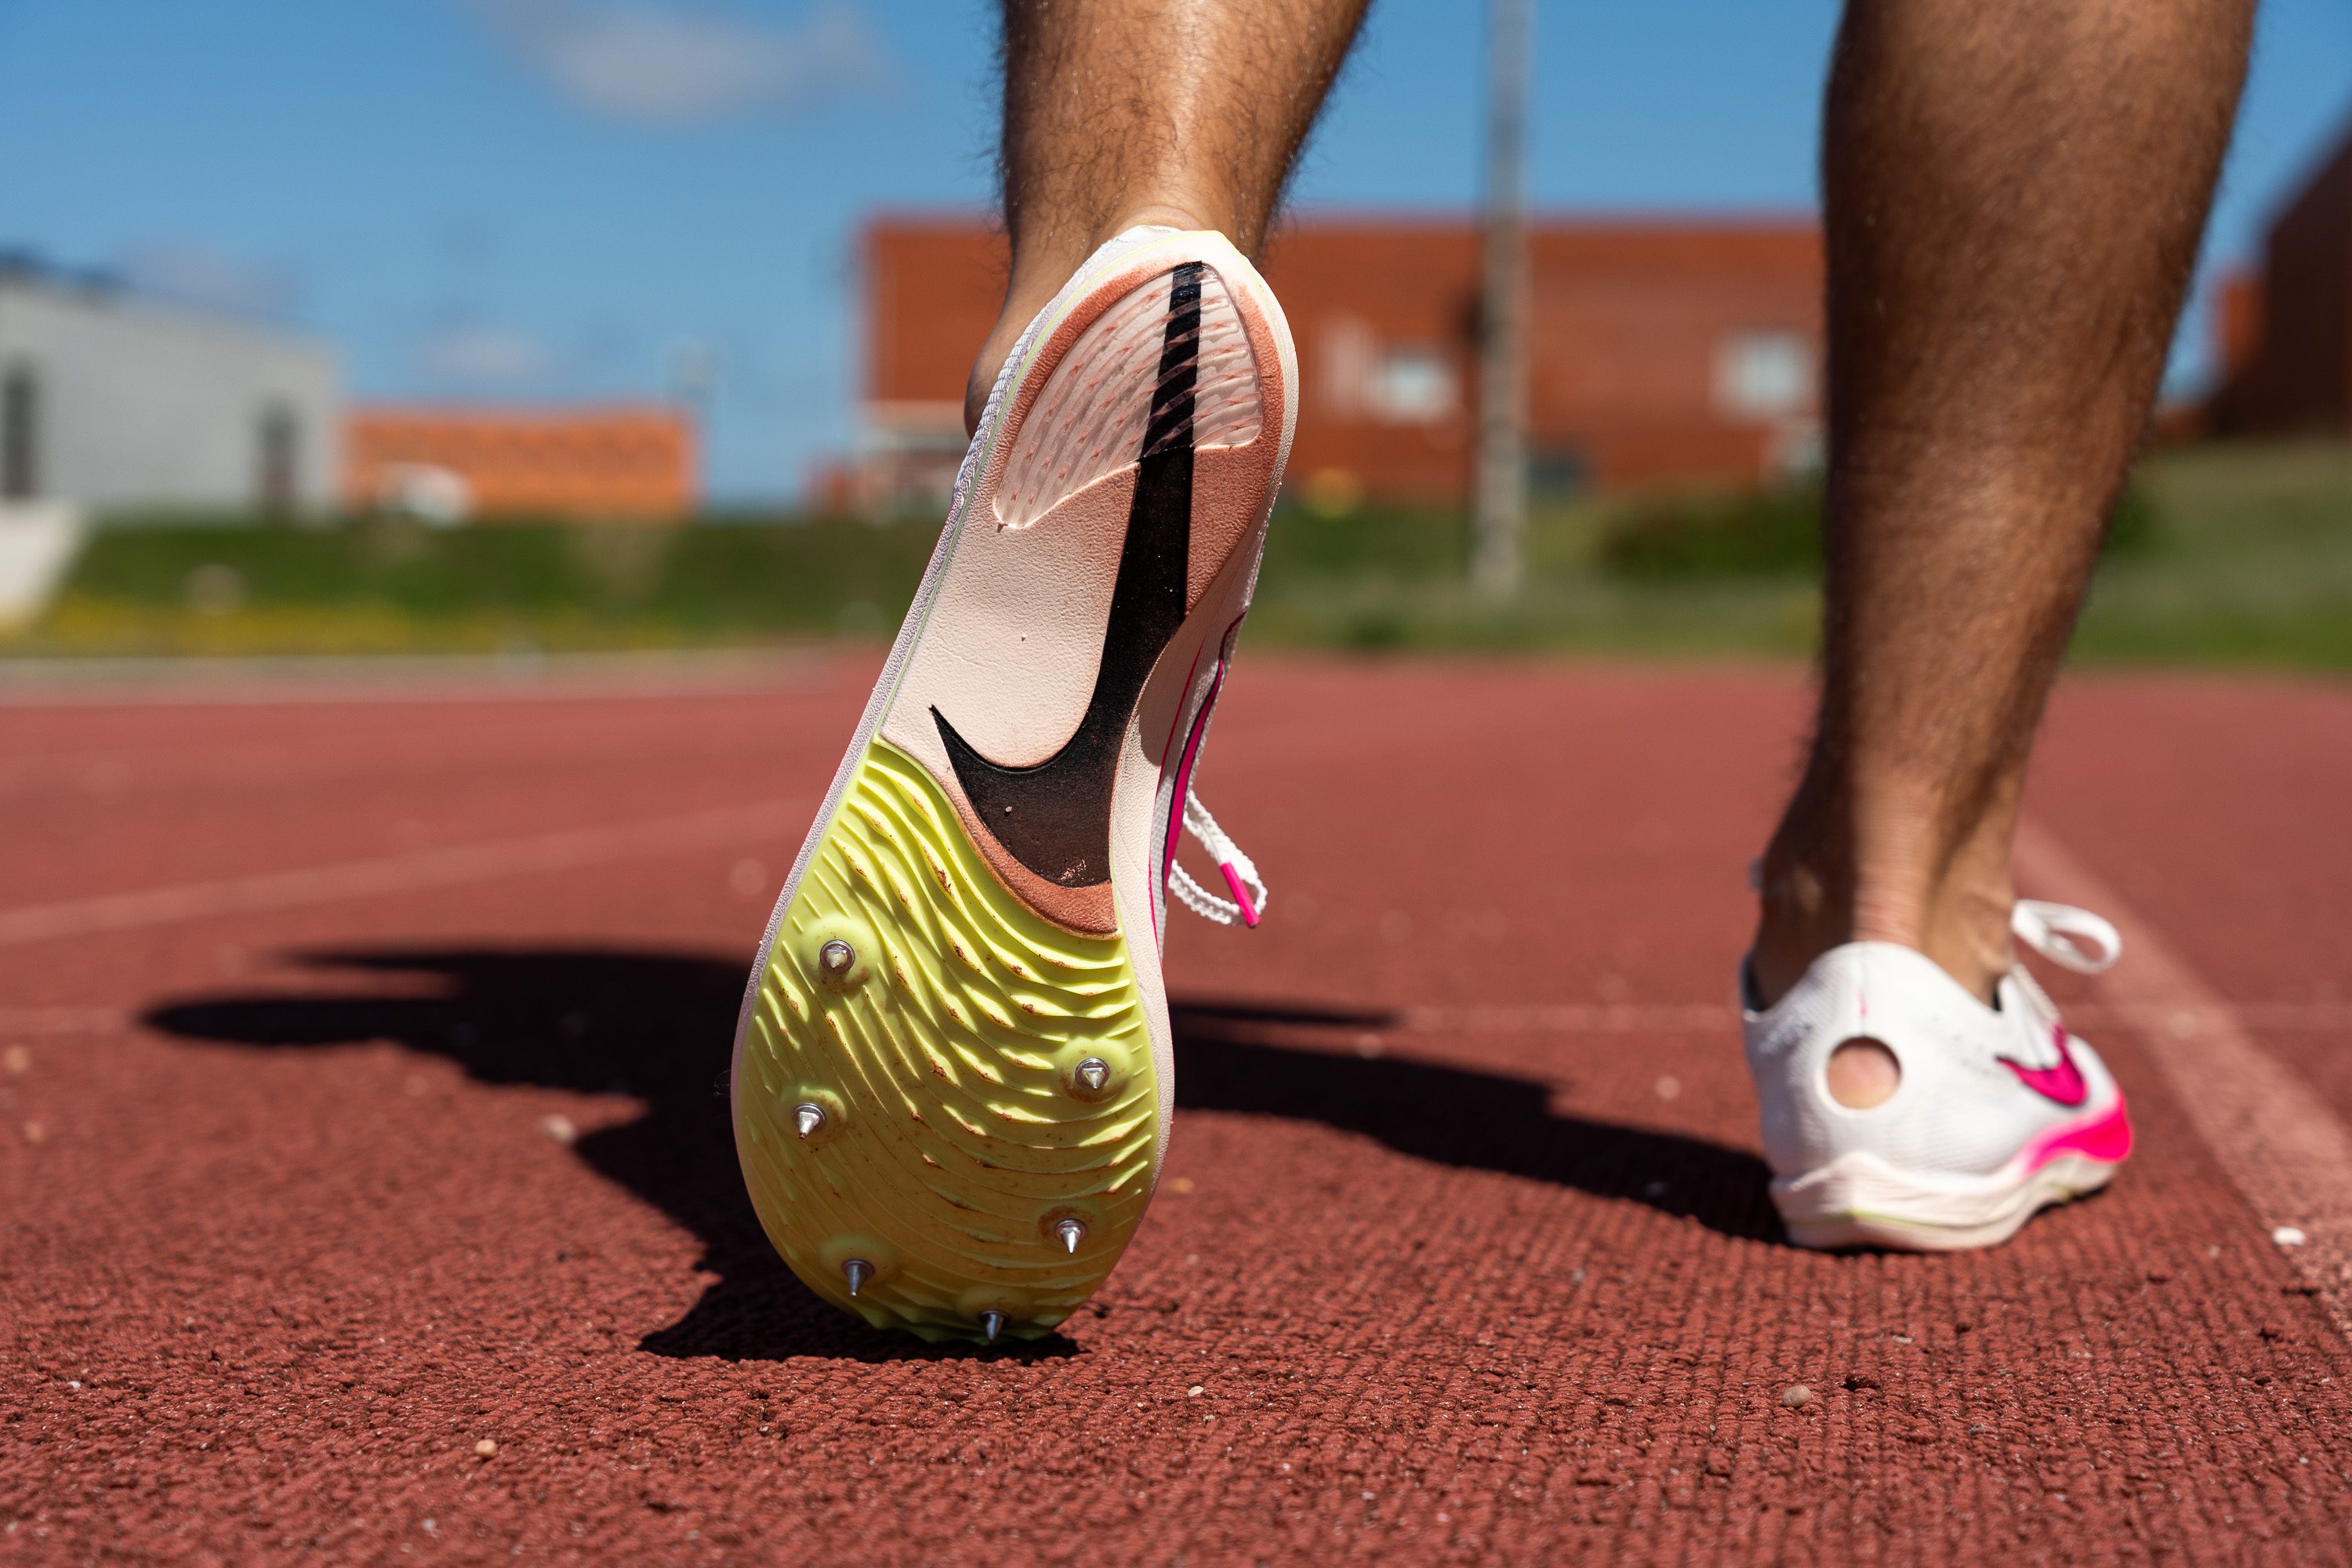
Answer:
[1826,1036,1901,1110]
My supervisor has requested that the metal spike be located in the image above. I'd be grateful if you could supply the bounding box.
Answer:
[817,938,855,977]
[1073,1058,1110,1093]
[981,1310,1005,1344]
[1055,1218,1086,1254]
[794,1102,825,1139]
[843,1258,869,1298]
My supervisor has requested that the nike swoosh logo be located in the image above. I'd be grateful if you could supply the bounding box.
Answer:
[1999,1022,2089,1108]
[931,261,1205,889]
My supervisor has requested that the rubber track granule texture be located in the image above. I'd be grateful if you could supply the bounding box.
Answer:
[19,665,2352,1566]
[734,738,1159,1341]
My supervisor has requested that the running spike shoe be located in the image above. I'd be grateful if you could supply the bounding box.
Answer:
[1744,899,2133,1250]
[731,227,1294,1341]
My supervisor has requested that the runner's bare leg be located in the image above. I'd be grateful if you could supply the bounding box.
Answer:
[967,0,1370,434]
[1749,0,2254,1102]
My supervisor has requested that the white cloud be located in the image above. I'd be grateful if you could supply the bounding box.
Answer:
[465,0,887,122]
[416,322,554,385]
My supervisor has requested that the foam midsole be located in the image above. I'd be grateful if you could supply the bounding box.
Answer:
[1773,1145,2124,1232]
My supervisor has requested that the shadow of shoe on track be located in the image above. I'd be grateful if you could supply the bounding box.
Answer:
[142,947,1018,1365]
[142,949,1774,1363]
[1170,999,1781,1243]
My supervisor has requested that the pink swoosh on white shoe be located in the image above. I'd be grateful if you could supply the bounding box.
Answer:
[1999,1023,2089,1108]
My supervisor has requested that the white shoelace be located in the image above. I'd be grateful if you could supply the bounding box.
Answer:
[1168,793,1269,927]
[2005,898,2121,1031]
[2010,898,2122,974]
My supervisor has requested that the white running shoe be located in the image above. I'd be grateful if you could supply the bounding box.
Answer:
[730,227,1293,1341]
[1743,900,2133,1251]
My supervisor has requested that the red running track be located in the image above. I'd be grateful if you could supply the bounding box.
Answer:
[3,655,2351,1564]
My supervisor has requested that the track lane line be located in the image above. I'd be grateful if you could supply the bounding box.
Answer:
[0,799,806,949]
[0,650,838,707]
[2014,820,2352,1338]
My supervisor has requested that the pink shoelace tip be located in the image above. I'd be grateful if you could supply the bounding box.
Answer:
[1218,862,1260,927]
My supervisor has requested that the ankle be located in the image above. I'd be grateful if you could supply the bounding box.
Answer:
[1915,880,2018,1003]
[1749,846,2014,1010]
[1748,855,1875,1009]
[966,202,1229,434]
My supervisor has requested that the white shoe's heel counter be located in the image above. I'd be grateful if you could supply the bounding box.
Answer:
[1744,942,1956,1180]
[1747,953,1858,1179]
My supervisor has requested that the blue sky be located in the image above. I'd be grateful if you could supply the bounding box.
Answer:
[2,0,2348,503]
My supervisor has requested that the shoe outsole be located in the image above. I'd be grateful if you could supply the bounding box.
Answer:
[734,739,1159,1342]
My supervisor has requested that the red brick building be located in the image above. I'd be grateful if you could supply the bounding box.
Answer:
[857,213,1824,510]
[2209,120,2352,436]
[345,405,696,522]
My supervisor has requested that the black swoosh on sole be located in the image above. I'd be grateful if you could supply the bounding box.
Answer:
[932,260,1204,889]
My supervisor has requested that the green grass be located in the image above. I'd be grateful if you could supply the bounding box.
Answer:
[17,515,940,657]
[1244,504,1822,656]
[10,440,2352,668]
[2070,445,2352,667]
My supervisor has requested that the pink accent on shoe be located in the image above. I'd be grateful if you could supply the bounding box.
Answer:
[2024,1093,2133,1174]
[1153,655,1226,938]
[1999,1023,2091,1109]
[1152,642,1206,778]
[1218,862,1259,927]
[1149,643,1207,942]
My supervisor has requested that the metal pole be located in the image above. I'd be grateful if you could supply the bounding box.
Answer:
[1470,0,1532,600]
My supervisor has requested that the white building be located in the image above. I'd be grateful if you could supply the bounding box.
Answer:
[0,258,341,515]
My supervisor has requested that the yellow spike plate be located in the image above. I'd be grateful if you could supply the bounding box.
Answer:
[733,739,1160,1341]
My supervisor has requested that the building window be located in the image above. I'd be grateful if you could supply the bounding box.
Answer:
[1370,348,1457,424]
[1320,318,1460,426]
[2,365,37,500]
[256,404,300,514]
[1715,331,1814,419]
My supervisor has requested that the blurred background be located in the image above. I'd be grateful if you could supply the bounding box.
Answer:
[2,0,2350,666]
